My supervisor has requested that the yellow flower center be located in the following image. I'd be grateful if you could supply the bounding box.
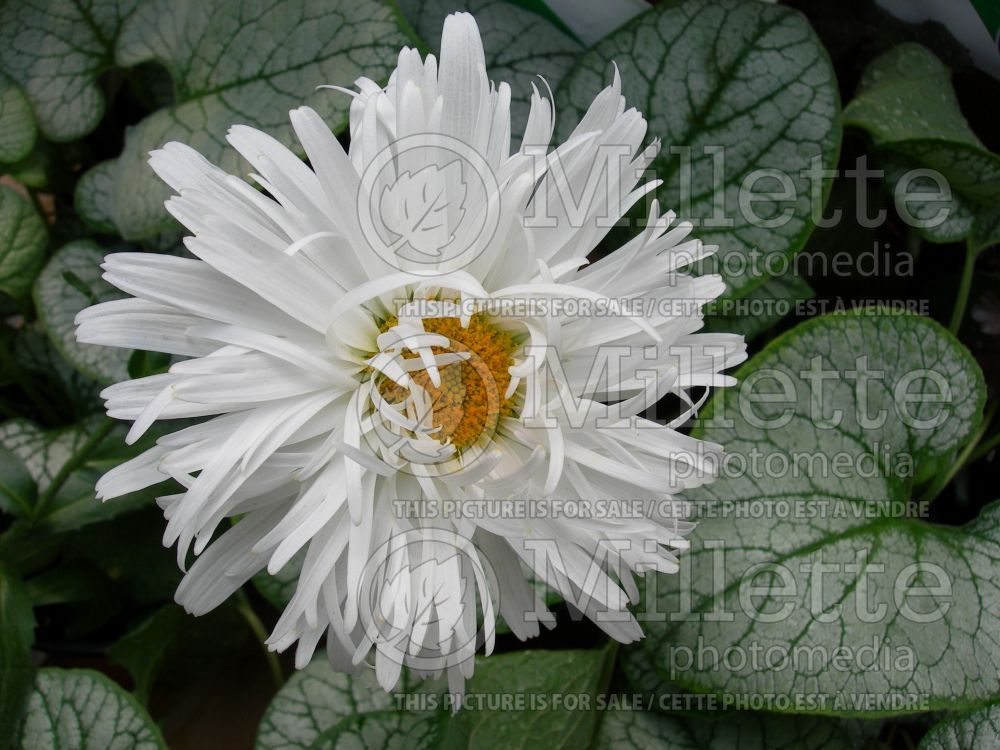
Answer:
[377,314,519,452]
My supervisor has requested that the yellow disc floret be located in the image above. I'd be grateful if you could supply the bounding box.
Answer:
[377,314,518,452]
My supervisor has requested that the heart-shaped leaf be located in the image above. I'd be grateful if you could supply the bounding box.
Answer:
[556,0,841,300]
[12,324,103,420]
[845,44,982,151]
[256,647,610,749]
[74,161,118,235]
[0,73,35,164]
[23,562,114,607]
[309,711,441,750]
[66,509,183,605]
[844,44,1000,248]
[0,446,36,518]
[0,420,82,494]
[627,312,993,715]
[0,0,137,142]
[104,0,415,239]
[255,653,400,750]
[592,709,856,749]
[108,601,250,705]
[436,647,612,749]
[34,240,130,385]
[0,418,169,534]
[918,700,1000,749]
[0,184,46,302]
[17,668,166,750]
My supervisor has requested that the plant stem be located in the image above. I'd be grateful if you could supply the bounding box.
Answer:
[906,228,922,264]
[237,590,285,690]
[968,428,1000,465]
[33,418,115,520]
[920,402,997,505]
[26,188,50,224]
[588,639,620,741]
[949,238,978,335]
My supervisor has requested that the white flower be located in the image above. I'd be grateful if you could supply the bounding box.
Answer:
[76,12,745,696]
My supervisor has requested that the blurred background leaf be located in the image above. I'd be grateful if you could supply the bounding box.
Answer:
[105,0,417,238]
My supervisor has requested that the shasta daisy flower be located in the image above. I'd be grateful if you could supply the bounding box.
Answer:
[76,12,745,695]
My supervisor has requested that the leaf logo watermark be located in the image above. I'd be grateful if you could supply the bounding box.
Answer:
[358,133,500,272]
[378,160,468,261]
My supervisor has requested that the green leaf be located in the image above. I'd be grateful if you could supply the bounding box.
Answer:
[65,509,182,605]
[844,44,981,150]
[972,209,1000,254]
[919,700,1000,749]
[438,647,612,749]
[0,0,137,142]
[105,0,415,239]
[616,640,665,697]
[884,154,1000,252]
[592,710,855,749]
[23,562,113,607]
[108,601,250,705]
[255,653,400,750]
[844,44,1000,248]
[704,272,813,341]
[0,184,46,302]
[0,528,62,581]
[629,312,994,715]
[0,447,36,518]
[555,0,841,300]
[0,420,83,494]
[397,0,582,139]
[0,418,168,533]
[107,606,187,705]
[33,240,130,385]
[0,565,35,750]
[17,668,166,750]
[74,161,119,235]
[12,324,103,420]
[0,73,35,164]
[257,647,610,750]
[310,711,441,750]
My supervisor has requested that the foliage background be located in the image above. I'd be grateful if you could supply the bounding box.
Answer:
[0,0,998,748]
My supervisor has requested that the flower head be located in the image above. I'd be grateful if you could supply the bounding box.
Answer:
[77,12,745,696]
